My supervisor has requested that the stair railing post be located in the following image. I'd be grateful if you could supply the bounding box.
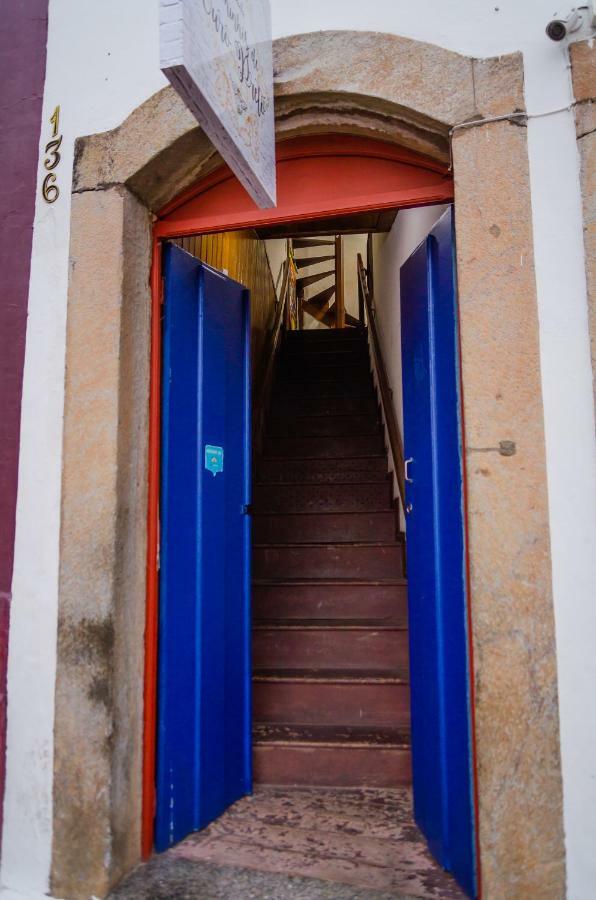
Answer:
[358,272,365,329]
[335,235,345,329]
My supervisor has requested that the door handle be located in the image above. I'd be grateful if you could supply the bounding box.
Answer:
[405,457,414,484]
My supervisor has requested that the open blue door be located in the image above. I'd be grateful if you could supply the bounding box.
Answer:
[156,243,251,851]
[400,208,477,896]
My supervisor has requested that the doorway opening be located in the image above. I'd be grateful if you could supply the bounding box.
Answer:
[145,136,477,898]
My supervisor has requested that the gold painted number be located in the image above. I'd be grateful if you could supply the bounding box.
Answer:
[42,106,62,203]
[49,105,60,137]
[44,135,62,171]
[42,172,59,203]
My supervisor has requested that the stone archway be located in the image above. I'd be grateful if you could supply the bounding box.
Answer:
[54,31,564,899]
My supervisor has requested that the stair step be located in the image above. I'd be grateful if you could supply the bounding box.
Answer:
[253,623,408,671]
[253,482,392,514]
[294,253,335,269]
[272,380,374,399]
[255,616,405,628]
[278,363,371,381]
[253,723,411,787]
[253,741,411,788]
[302,288,337,321]
[279,352,370,370]
[257,455,388,483]
[253,543,404,579]
[253,670,410,727]
[285,328,364,342]
[264,434,384,459]
[267,414,380,438]
[270,395,377,417]
[253,579,407,624]
[292,238,336,249]
[253,511,396,543]
[282,346,369,361]
[281,342,368,356]
[253,722,410,747]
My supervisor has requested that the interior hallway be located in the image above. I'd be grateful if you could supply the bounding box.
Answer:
[112,787,464,899]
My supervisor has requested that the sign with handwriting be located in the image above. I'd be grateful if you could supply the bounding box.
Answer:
[160,0,276,208]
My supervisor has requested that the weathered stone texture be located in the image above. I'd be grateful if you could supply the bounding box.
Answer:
[570,39,596,413]
[73,88,221,212]
[453,120,565,898]
[52,187,152,898]
[73,35,526,214]
[273,31,475,126]
[472,53,525,118]
[570,40,595,103]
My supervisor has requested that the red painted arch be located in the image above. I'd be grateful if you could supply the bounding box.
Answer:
[156,135,453,238]
[143,134,455,856]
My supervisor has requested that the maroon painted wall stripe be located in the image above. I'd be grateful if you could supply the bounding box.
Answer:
[0,0,49,841]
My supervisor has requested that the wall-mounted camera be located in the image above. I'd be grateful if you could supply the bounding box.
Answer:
[546,3,596,40]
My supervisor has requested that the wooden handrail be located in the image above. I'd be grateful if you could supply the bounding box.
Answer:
[357,253,406,510]
[253,259,290,455]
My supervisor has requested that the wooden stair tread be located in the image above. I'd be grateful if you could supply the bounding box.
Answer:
[254,619,407,630]
[294,254,336,269]
[252,577,408,587]
[260,453,386,461]
[253,723,411,748]
[295,269,335,290]
[254,541,402,548]
[253,512,395,522]
[254,481,389,490]
[292,238,335,248]
[253,667,409,684]
[271,410,376,420]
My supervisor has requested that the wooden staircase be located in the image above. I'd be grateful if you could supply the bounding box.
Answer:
[252,326,411,788]
[293,236,352,328]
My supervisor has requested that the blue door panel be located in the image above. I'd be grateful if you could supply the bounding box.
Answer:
[400,208,476,897]
[400,241,444,856]
[156,244,251,851]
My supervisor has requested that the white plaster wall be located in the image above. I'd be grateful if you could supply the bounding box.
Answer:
[372,206,449,435]
[264,238,287,299]
[0,2,166,897]
[343,234,368,321]
[3,1,595,898]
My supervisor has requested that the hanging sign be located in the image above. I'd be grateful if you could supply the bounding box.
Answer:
[160,0,276,208]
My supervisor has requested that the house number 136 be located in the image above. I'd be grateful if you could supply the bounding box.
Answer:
[42,105,62,203]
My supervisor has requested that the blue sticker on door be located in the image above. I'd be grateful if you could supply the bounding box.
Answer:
[205,444,224,476]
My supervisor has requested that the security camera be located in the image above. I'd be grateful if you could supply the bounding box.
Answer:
[546,8,581,40]
[546,4,594,40]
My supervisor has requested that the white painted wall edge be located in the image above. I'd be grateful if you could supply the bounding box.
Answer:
[0,117,65,900]
[528,106,596,899]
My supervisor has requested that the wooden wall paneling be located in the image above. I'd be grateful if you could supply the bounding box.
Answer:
[172,229,277,380]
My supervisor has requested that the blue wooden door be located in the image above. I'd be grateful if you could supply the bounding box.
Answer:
[156,243,251,851]
[400,208,477,896]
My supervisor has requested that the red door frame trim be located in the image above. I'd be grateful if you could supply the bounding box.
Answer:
[142,238,162,858]
[142,136,477,870]
[155,183,453,241]
[158,135,450,220]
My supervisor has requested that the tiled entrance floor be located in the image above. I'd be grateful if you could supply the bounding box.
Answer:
[112,787,465,899]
